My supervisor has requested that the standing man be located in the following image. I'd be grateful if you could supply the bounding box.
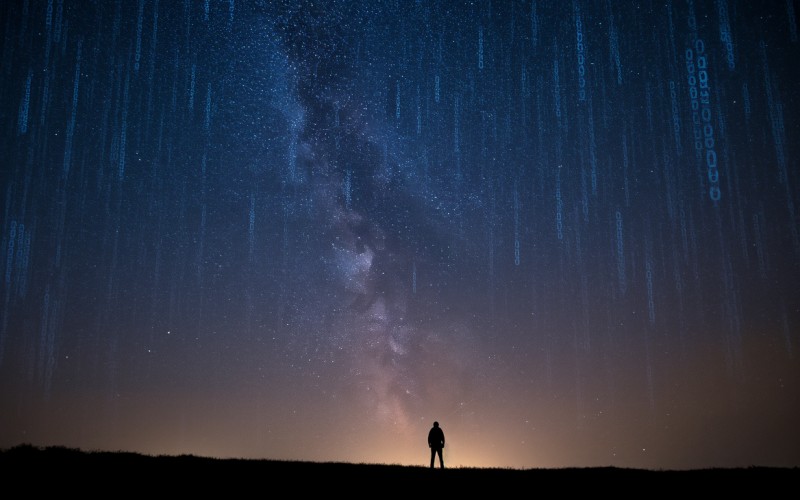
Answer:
[428,421,445,469]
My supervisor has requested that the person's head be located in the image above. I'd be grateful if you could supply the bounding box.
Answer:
[433,421,439,427]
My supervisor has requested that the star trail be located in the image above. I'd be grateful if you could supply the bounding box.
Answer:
[0,0,798,469]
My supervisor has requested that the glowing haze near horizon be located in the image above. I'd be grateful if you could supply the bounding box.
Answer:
[1,0,798,469]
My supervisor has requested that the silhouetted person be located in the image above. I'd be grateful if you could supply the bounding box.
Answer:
[428,421,445,468]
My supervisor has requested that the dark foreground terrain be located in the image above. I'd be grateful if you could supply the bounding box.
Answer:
[2,444,797,495]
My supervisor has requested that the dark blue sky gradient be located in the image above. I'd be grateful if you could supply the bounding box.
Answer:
[0,0,798,468]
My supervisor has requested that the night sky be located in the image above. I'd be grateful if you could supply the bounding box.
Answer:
[1,0,799,470]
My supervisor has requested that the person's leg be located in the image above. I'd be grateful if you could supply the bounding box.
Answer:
[430,448,435,468]
[438,448,444,468]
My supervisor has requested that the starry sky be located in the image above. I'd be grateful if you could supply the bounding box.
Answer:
[1,0,798,470]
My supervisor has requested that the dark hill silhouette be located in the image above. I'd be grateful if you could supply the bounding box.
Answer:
[2,444,797,495]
